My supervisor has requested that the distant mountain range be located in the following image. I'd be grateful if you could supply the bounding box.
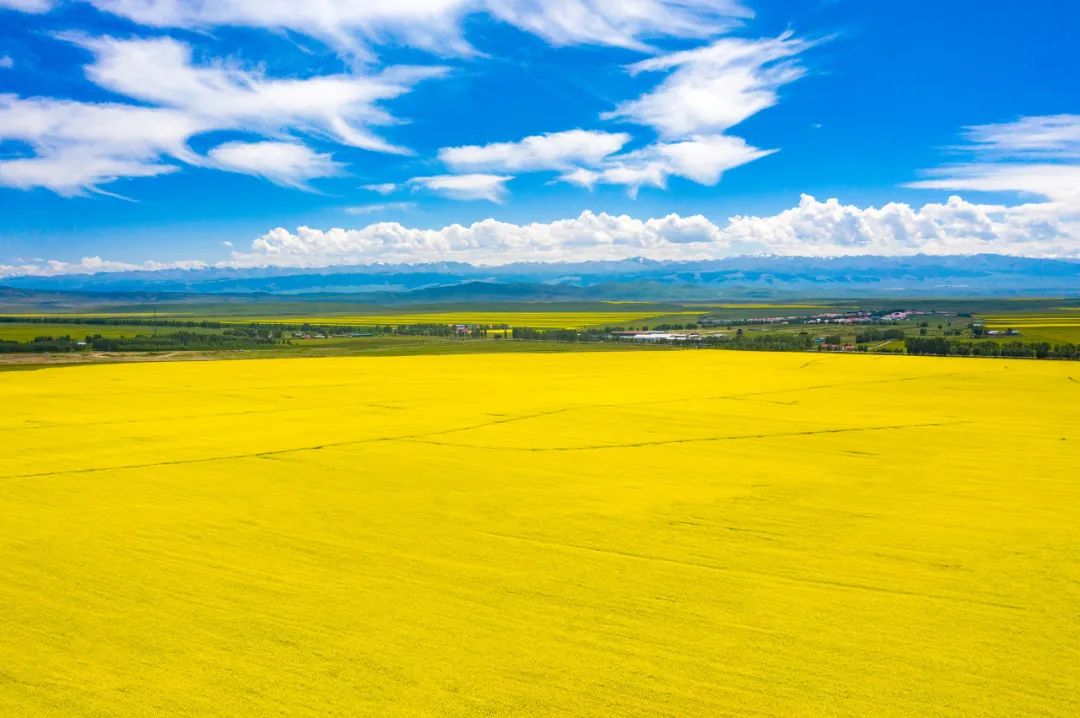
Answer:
[3,255,1078,301]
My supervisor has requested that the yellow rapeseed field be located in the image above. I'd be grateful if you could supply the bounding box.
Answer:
[1,351,1078,715]
[222,310,696,328]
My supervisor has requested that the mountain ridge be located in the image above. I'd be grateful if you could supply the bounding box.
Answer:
[2,255,1078,300]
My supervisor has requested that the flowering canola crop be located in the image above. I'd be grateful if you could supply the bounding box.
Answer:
[1,351,1077,715]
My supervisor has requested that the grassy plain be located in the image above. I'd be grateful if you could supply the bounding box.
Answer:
[219,310,699,328]
[1,351,1078,715]
[0,322,222,341]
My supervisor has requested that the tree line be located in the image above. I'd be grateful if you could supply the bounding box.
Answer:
[0,330,283,353]
[904,337,1080,359]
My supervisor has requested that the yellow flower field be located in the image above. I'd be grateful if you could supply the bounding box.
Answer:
[221,310,697,328]
[1,351,1078,715]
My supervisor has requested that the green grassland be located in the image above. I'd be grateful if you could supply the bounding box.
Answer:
[2,297,1079,362]
[278,335,672,358]
[0,322,224,342]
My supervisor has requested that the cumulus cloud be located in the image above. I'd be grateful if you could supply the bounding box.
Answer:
[439,130,630,173]
[82,0,750,59]
[722,194,1075,257]
[0,35,441,194]
[5,194,1076,277]
[228,194,1078,268]
[207,141,343,189]
[408,173,512,202]
[0,56,13,69]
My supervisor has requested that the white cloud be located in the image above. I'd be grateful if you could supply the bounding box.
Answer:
[907,115,1080,204]
[0,95,201,156]
[436,129,768,200]
[0,255,209,277]
[345,202,417,215]
[0,95,199,194]
[0,56,13,69]
[228,194,1078,267]
[553,32,811,196]
[408,173,511,202]
[0,0,52,12]
[5,193,1076,277]
[0,11,796,200]
[83,0,750,58]
[562,134,772,196]
[72,34,444,154]
[605,32,810,138]
[959,114,1080,159]
[908,163,1080,203]
[439,129,630,172]
[0,35,441,193]
[0,147,179,196]
[722,194,1076,257]
[207,141,343,189]
[361,182,398,195]
[483,0,750,52]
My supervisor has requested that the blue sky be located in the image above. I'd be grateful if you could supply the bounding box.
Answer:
[0,0,1077,273]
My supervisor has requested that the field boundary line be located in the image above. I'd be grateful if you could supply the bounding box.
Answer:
[394,420,970,452]
[0,372,974,480]
[480,531,1025,611]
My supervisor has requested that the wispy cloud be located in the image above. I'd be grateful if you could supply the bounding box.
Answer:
[605,32,810,139]
[562,135,773,197]
[0,0,52,13]
[0,4,797,201]
[0,34,443,194]
[548,33,813,196]
[0,95,196,195]
[958,114,1080,159]
[908,114,1080,203]
[439,130,630,173]
[408,173,512,202]
[344,202,417,215]
[426,34,813,200]
[207,141,343,190]
[74,0,751,59]
[71,34,445,153]
[361,183,399,195]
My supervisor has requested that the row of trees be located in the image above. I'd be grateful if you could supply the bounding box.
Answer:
[905,337,1080,359]
[0,316,228,329]
[512,327,605,342]
[0,336,83,353]
[504,326,1080,361]
[0,331,284,353]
